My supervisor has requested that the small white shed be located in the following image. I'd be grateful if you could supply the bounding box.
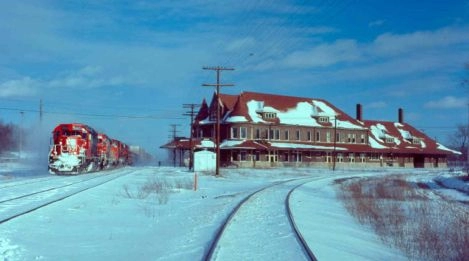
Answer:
[194,150,216,172]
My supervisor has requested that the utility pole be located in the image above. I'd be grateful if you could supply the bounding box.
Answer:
[202,66,235,176]
[19,111,24,160]
[39,99,43,123]
[183,103,200,171]
[333,116,337,171]
[467,101,469,170]
[169,124,180,167]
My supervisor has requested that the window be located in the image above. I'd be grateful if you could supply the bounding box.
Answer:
[336,132,340,143]
[269,129,274,140]
[326,132,331,142]
[306,131,311,141]
[352,134,356,143]
[296,130,301,140]
[336,153,344,162]
[284,130,289,140]
[386,137,394,143]
[240,127,247,139]
[240,151,247,161]
[347,134,352,143]
[209,110,216,121]
[370,153,380,160]
[263,112,277,119]
[412,138,421,145]
[231,127,238,138]
[360,153,366,162]
[315,131,320,142]
[274,129,280,140]
[255,129,260,139]
[360,134,365,143]
[292,151,302,162]
[318,117,329,123]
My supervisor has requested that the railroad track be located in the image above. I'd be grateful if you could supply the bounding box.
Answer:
[204,178,318,261]
[0,173,111,204]
[0,176,58,190]
[0,169,133,225]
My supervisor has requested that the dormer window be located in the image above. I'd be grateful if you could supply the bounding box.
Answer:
[263,112,277,119]
[412,138,421,145]
[385,137,394,143]
[318,116,329,123]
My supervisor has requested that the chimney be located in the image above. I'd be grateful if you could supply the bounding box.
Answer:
[356,103,363,121]
[398,108,404,123]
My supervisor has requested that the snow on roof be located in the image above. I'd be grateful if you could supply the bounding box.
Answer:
[437,143,462,155]
[394,122,412,141]
[368,136,388,149]
[220,140,244,148]
[244,98,365,129]
[198,139,215,148]
[225,115,248,123]
[370,124,386,142]
[369,123,401,145]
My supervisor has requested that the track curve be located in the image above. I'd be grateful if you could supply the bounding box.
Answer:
[204,178,317,261]
[286,182,318,261]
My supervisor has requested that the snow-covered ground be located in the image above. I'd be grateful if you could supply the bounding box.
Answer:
[0,163,467,260]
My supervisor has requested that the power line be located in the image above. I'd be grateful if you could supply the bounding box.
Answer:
[0,106,184,120]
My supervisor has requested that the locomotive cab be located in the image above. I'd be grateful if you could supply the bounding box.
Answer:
[48,123,99,174]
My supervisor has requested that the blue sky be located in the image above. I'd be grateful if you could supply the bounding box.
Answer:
[1,0,468,160]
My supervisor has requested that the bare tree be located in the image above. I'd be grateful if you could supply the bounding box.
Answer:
[0,121,17,153]
[447,124,468,161]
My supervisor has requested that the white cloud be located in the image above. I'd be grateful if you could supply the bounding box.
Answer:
[424,96,467,109]
[368,20,385,28]
[47,66,130,89]
[371,26,469,57]
[226,37,256,52]
[0,77,38,97]
[283,39,361,68]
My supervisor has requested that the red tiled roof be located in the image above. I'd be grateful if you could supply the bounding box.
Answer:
[219,93,238,111]
[221,91,364,127]
[195,99,209,122]
[364,120,455,155]
[191,91,459,156]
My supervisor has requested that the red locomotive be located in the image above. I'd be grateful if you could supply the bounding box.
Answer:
[97,133,111,170]
[49,123,130,175]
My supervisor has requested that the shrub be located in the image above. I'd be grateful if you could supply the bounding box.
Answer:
[335,175,469,261]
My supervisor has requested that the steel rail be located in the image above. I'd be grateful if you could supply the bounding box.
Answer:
[0,173,112,204]
[0,176,57,190]
[203,177,316,261]
[286,182,318,261]
[0,171,131,225]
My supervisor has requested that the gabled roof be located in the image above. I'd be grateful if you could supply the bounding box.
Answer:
[193,91,460,156]
[218,93,238,111]
[220,91,365,129]
[194,99,209,122]
[364,120,458,155]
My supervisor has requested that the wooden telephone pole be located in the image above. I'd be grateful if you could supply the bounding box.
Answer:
[169,124,180,167]
[202,66,235,176]
[183,103,200,171]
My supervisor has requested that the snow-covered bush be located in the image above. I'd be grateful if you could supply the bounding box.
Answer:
[335,175,469,261]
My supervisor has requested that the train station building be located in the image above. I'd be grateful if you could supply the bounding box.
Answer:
[162,91,460,169]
